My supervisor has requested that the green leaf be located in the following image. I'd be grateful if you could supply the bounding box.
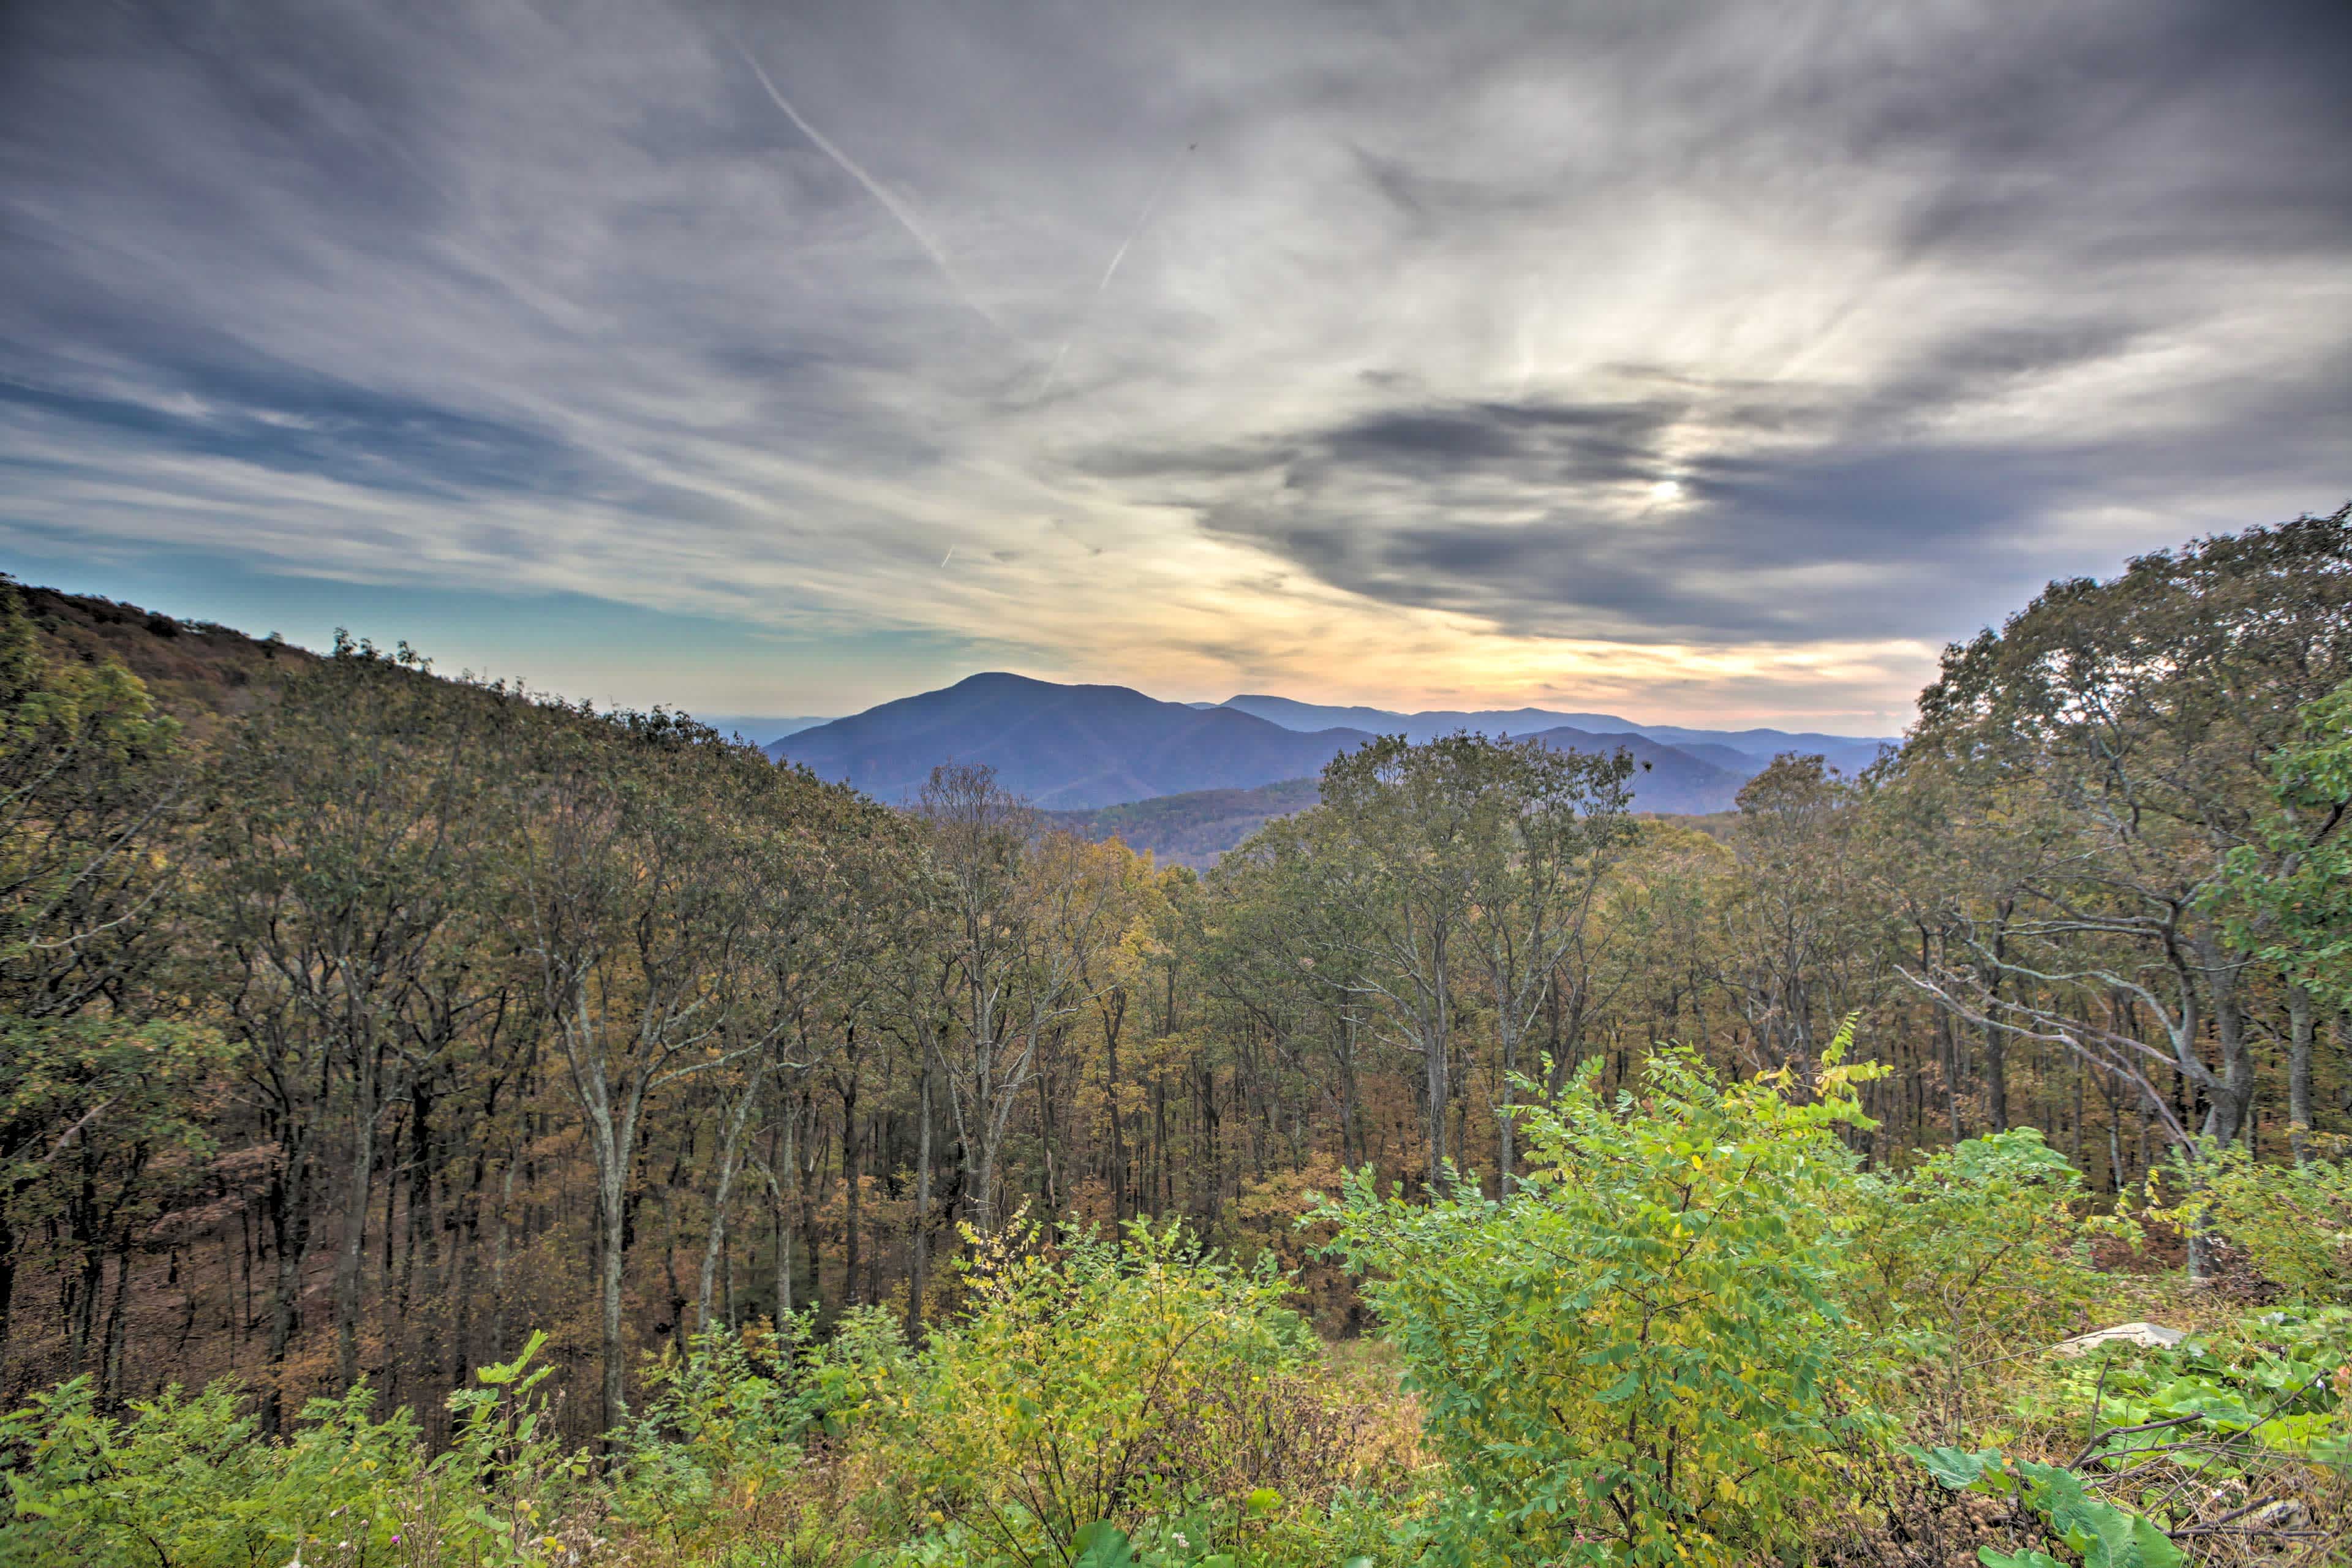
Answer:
[1905,1443,2000,1493]
[1593,1369,1643,1404]
[1071,1520,1136,1568]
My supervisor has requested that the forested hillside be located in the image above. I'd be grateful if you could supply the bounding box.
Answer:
[1044,778,1324,869]
[12,584,311,737]
[3,508,2349,1566]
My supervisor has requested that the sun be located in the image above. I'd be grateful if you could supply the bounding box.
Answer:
[1648,479,1684,503]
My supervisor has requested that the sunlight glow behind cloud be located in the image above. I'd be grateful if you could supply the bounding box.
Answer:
[1,1,2344,729]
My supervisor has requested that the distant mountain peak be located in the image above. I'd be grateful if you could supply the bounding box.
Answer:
[766,672,1856,816]
[952,669,1054,690]
[770,674,1373,810]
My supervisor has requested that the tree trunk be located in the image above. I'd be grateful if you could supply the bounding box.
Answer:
[1338,1013,1363,1171]
[262,1147,312,1436]
[907,1051,933,1333]
[334,1061,378,1393]
[1493,963,1523,1191]
[2286,982,2313,1165]
[1102,1008,1126,1223]
[1422,1022,1449,1193]
[596,1151,627,1429]
[696,1067,767,1333]
[842,1079,864,1304]
[100,1243,132,1400]
[1972,908,2011,1130]
[772,1105,796,1324]
[2196,933,2256,1148]
[488,1150,515,1362]
[0,1212,12,1385]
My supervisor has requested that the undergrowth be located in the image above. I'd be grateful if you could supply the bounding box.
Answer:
[3,1050,2344,1568]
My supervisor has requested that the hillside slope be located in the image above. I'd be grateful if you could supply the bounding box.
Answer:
[775,673,1760,815]
[1221,693,1639,739]
[1045,778,1322,869]
[12,583,312,741]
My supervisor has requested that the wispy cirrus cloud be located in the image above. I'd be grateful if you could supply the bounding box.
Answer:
[0,0,2343,728]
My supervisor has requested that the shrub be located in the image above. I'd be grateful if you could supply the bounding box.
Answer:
[849,1216,1322,1560]
[1912,1305,2351,1563]
[2053,1306,2351,1473]
[1316,1037,1893,1567]
[1843,1128,2105,1370]
[0,1377,420,1568]
[611,1308,911,1550]
[2180,1139,2352,1302]
[1907,1446,2184,1568]
[432,1330,595,1564]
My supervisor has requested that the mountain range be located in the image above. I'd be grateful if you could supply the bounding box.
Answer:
[767,673,1896,831]
[1218,695,1891,778]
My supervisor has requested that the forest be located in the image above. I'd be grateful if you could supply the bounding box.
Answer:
[1,507,2347,1567]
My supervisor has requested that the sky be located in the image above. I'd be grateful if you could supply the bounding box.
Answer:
[1,1,2345,736]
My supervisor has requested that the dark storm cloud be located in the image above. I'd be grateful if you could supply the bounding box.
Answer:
[0,0,2345,709]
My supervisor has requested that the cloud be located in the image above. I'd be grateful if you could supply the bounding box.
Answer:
[0,0,2344,729]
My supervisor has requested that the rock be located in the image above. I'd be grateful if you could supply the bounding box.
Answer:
[2050,1321,2187,1357]
[2245,1499,2310,1532]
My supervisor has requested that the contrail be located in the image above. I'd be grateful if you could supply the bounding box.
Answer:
[940,546,955,568]
[1039,141,1193,396]
[733,39,1000,330]
[1093,143,1187,296]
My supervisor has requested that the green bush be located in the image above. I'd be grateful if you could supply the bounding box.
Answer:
[1913,1305,2350,1564]
[610,1307,911,1546]
[1316,1038,1892,1567]
[434,1330,595,1565]
[0,1330,589,1568]
[0,1377,420,1568]
[1843,1127,2105,1364]
[2180,1140,2352,1302]
[1908,1445,2184,1568]
[847,1217,1322,1561]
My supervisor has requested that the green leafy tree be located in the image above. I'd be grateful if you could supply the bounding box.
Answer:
[503,708,802,1430]
[1453,739,1635,1185]
[1900,507,2352,1267]
[2164,1140,2352,1302]
[0,581,208,1393]
[2212,677,2352,1161]
[198,635,508,1401]
[1263,733,1636,1194]
[918,764,1123,1233]
[1716,756,1886,1074]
